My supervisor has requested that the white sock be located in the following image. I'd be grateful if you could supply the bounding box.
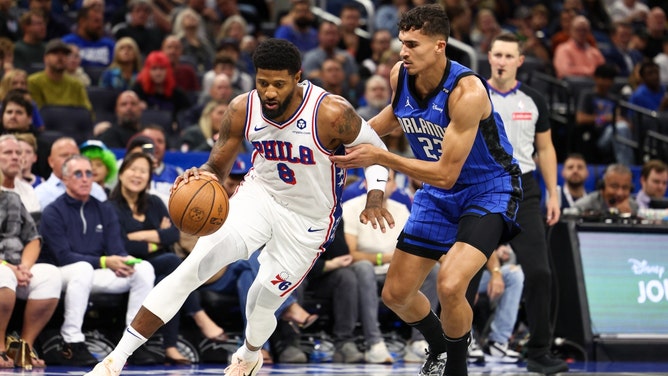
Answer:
[106,326,147,369]
[237,342,260,362]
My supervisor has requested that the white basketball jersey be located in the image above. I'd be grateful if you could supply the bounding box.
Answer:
[244,80,346,221]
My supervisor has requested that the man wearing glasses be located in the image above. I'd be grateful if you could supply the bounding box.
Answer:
[38,154,155,366]
[34,137,107,210]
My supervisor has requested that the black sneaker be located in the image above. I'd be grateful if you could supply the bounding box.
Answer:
[60,342,98,366]
[128,344,164,365]
[418,350,447,376]
[527,353,569,374]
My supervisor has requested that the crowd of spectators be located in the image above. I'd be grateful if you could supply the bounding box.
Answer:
[0,0,667,369]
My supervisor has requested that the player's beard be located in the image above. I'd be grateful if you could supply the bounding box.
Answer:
[261,92,293,119]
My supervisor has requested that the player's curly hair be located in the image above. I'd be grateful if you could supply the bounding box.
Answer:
[252,38,302,75]
[398,4,450,41]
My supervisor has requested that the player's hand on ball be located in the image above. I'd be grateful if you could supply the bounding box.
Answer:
[172,168,219,193]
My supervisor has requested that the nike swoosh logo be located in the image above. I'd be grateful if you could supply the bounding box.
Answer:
[254,125,268,131]
[307,227,325,232]
[376,179,387,182]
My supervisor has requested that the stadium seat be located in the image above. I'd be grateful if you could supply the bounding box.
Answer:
[87,87,120,123]
[40,106,94,144]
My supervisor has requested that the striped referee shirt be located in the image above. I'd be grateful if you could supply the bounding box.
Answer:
[488,82,550,174]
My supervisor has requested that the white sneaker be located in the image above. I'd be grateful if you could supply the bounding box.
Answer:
[364,341,393,364]
[85,358,121,376]
[403,340,428,363]
[224,351,263,376]
[467,337,485,364]
[485,341,520,363]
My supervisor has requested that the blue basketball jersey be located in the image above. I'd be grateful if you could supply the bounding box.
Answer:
[392,60,519,188]
[392,60,522,254]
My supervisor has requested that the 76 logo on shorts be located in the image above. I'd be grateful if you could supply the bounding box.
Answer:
[271,272,292,291]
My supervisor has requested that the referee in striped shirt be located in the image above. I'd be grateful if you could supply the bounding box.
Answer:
[486,33,569,375]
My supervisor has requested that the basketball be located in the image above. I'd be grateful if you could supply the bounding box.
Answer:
[169,175,230,236]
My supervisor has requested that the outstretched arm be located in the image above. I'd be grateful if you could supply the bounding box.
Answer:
[331,75,489,189]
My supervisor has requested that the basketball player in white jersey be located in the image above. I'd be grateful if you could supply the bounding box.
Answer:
[85,38,394,376]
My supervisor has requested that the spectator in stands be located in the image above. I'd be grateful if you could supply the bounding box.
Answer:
[656,38,668,85]
[628,60,668,111]
[360,29,393,79]
[337,4,371,65]
[609,0,649,26]
[183,73,232,125]
[1,90,37,135]
[0,0,20,41]
[550,8,597,54]
[109,152,227,365]
[131,51,191,121]
[576,63,635,165]
[65,44,92,87]
[471,8,506,54]
[35,137,107,210]
[79,140,117,195]
[554,16,606,78]
[446,0,473,47]
[373,0,410,37]
[97,90,144,148]
[113,0,165,57]
[302,21,360,99]
[15,133,43,187]
[356,75,390,121]
[127,126,182,202]
[476,244,524,363]
[342,170,430,364]
[0,38,14,74]
[180,101,227,152]
[0,168,60,369]
[636,159,668,209]
[62,6,115,67]
[604,22,644,77]
[574,163,639,215]
[0,135,41,213]
[514,6,551,66]
[318,58,357,106]
[215,17,254,74]
[27,39,92,111]
[38,155,155,366]
[161,35,200,92]
[201,53,253,99]
[639,7,667,59]
[173,8,214,74]
[273,0,318,54]
[583,0,613,37]
[12,11,46,71]
[0,72,44,130]
[556,153,590,210]
[27,0,70,40]
[99,37,141,90]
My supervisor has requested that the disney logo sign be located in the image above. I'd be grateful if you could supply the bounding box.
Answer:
[628,258,665,279]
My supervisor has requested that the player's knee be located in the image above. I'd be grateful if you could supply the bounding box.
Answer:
[381,282,408,310]
[438,276,467,301]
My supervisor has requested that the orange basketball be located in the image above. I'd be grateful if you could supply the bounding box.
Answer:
[168,175,229,236]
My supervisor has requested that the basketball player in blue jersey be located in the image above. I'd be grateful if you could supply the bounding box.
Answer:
[330,5,522,376]
[85,38,394,376]
[486,33,568,374]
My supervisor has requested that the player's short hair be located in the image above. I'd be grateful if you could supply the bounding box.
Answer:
[252,38,302,75]
[398,4,450,41]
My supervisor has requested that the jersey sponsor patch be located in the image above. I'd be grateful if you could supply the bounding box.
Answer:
[512,112,532,121]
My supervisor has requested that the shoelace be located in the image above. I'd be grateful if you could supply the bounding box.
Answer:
[223,358,247,376]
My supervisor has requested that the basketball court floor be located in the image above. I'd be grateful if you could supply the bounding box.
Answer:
[2,360,667,376]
